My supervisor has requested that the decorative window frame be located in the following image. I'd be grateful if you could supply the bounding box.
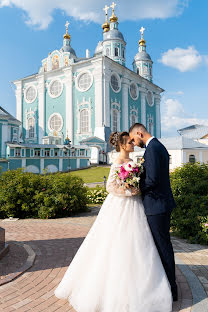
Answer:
[30,149,34,157]
[114,47,119,57]
[12,127,19,142]
[147,113,154,135]
[111,101,121,132]
[110,72,121,93]
[75,70,93,92]
[24,84,37,104]
[129,82,139,100]
[106,47,110,56]
[48,78,63,98]
[25,108,37,140]
[48,112,63,133]
[147,90,154,107]
[130,107,138,125]
[76,97,92,135]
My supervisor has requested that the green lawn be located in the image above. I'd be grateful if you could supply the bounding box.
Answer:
[69,166,110,183]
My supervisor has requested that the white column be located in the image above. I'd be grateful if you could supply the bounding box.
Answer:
[199,151,203,163]
[59,158,63,171]
[22,158,26,169]
[93,59,103,128]
[37,75,45,144]
[14,81,23,139]
[14,81,22,122]
[40,158,44,174]
[1,123,8,158]
[64,68,73,144]
[103,65,111,127]
[155,95,161,138]
[181,150,186,164]
[121,77,129,131]
[77,158,80,169]
[140,89,146,127]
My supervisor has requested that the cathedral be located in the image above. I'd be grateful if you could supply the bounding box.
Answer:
[13,2,163,164]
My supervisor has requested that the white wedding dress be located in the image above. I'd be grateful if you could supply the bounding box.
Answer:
[54,161,173,312]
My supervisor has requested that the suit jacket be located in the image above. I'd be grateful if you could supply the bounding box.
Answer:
[140,138,176,215]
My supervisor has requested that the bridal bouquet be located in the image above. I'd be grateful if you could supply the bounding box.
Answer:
[115,158,144,189]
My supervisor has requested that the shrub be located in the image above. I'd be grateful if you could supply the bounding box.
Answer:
[87,186,108,204]
[0,169,88,219]
[170,162,208,244]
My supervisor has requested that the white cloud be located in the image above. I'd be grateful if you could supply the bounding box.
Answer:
[0,0,189,29]
[159,46,204,72]
[161,97,208,136]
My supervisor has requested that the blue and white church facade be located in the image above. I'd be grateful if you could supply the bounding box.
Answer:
[13,3,163,165]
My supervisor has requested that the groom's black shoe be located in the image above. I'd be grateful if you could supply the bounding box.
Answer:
[172,285,178,302]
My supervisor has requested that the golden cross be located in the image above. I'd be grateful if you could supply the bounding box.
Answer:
[110,2,116,14]
[103,4,110,15]
[140,26,145,38]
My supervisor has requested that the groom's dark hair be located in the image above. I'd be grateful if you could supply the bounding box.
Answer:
[129,123,148,133]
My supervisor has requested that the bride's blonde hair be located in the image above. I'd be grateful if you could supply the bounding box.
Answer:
[109,131,129,152]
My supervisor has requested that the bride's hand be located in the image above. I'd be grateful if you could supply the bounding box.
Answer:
[131,188,140,195]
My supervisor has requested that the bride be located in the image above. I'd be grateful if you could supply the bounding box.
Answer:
[54,131,173,312]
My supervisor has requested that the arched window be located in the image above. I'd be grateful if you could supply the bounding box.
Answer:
[115,47,119,56]
[122,49,125,58]
[80,109,89,133]
[28,118,35,138]
[137,68,140,75]
[189,154,196,163]
[112,109,118,132]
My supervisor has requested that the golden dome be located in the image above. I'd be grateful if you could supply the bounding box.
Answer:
[102,21,110,32]
[109,13,118,23]
[139,38,146,46]
[64,33,71,40]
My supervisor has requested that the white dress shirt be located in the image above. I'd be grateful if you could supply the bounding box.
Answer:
[145,136,155,148]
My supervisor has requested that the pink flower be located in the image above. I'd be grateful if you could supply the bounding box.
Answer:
[118,171,129,180]
[204,223,208,227]
[128,164,131,168]
[42,188,45,191]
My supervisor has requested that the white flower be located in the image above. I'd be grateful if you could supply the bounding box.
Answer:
[124,161,137,171]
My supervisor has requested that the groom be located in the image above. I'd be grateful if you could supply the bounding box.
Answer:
[129,123,178,301]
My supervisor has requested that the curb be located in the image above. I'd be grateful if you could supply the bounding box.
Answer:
[175,255,208,312]
[0,242,36,286]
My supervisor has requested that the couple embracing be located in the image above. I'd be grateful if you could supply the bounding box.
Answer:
[55,123,177,312]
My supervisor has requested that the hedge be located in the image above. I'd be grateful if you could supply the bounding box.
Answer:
[170,162,208,244]
[0,168,88,219]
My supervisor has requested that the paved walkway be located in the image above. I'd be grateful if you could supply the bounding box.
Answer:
[0,206,207,312]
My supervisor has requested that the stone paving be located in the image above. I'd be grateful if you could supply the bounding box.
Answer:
[0,206,206,311]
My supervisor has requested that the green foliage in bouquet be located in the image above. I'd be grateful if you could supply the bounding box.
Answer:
[87,186,108,204]
[170,162,208,244]
[0,169,88,219]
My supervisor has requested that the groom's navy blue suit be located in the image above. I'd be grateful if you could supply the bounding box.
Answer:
[140,137,178,299]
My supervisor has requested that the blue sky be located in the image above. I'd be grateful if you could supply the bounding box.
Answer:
[0,0,207,137]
